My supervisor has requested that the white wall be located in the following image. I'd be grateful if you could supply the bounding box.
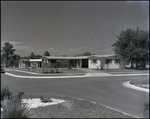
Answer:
[79,59,82,68]
[19,62,25,68]
[88,59,101,69]
[103,60,120,69]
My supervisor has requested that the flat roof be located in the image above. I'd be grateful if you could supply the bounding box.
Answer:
[43,56,89,60]
[92,54,116,57]
[29,59,42,62]
[43,54,116,60]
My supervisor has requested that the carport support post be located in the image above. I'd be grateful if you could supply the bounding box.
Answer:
[80,59,82,68]
[67,59,69,68]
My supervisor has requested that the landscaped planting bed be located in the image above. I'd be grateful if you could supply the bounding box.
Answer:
[22,94,135,118]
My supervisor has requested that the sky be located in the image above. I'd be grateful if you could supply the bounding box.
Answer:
[1,1,149,57]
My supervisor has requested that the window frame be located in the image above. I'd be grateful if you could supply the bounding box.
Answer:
[92,59,97,64]
[105,59,112,64]
[114,59,120,64]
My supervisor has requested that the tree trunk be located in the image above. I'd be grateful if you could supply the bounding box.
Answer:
[131,62,133,69]
[142,59,146,68]
[136,60,138,69]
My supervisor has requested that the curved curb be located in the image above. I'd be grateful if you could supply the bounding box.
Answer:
[5,72,86,78]
[122,81,149,93]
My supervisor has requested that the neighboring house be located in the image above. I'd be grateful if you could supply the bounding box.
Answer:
[19,59,42,69]
[19,54,141,69]
[19,59,29,68]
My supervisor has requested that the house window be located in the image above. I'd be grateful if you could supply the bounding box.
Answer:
[50,60,56,63]
[114,59,120,64]
[105,59,112,64]
[92,59,97,64]
[75,60,77,63]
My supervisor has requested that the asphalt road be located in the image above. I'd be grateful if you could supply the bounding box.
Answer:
[1,71,149,118]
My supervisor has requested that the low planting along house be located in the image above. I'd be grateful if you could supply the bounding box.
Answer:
[19,54,135,69]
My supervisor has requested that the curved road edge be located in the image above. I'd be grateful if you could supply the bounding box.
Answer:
[123,81,149,93]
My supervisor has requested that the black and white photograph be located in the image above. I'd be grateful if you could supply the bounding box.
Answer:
[1,1,149,118]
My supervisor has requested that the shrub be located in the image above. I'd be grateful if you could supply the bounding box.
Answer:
[1,86,13,102]
[43,69,49,73]
[1,97,33,118]
[56,69,59,73]
[50,69,54,73]
[1,87,32,118]
[100,64,104,70]
[40,96,52,103]
[68,64,72,69]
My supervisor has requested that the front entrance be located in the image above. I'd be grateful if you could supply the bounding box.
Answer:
[82,59,88,68]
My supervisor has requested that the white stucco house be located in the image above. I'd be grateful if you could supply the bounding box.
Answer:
[41,54,122,69]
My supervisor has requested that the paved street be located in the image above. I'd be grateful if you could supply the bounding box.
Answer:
[1,70,149,118]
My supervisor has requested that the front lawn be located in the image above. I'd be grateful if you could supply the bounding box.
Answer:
[95,68,149,73]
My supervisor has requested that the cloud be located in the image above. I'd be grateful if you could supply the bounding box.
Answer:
[1,41,34,52]
[14,45,34,51]
[77,46,88,50]
[68,49,76,51]
[1,41,22,46]
[67,46,88,51]
[47,48,55,51]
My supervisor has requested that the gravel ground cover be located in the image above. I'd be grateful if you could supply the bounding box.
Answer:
[130,78,149,89]
[22,94,135,118]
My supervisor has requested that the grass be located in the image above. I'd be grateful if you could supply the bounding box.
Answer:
[1,86,33,118]
[96,68,149,73]
[130,78,149,85]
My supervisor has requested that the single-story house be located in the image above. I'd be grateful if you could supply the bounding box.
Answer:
[19,54,130,69]
[19,59,29,68]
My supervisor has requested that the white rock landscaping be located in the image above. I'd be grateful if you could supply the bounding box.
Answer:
[22,98,66,108]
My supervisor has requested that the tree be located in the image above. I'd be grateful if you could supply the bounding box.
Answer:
[112,27,149,69]
[13,54,21,67]
[30,52,36,59]
[35,55,42,59]
[44,51,50,56]
[82,52,92,56]
[74,52,93,56]
[2,42,16,67]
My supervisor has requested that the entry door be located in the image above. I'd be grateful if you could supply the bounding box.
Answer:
[82,59,88,68]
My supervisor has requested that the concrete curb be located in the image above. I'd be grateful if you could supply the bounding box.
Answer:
[5,70,148,79]
[122,81,149,93]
